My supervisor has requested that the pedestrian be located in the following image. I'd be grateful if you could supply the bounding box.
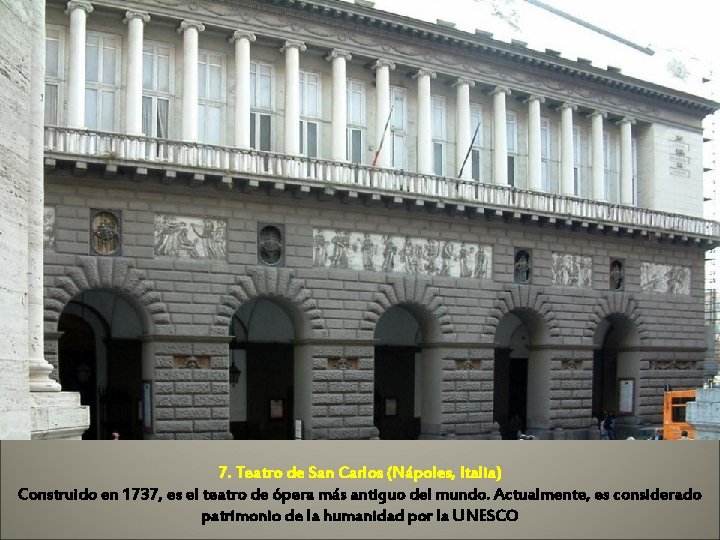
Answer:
[648,428,663,440]
[111,431,120,440]
[679,430,691,440]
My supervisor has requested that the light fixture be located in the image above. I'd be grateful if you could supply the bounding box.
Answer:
[229,359,241,387]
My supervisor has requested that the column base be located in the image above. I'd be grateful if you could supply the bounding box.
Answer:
[31,391,89,440]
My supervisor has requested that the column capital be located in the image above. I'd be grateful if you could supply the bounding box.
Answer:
[281,39,307,52]
[588,110,607,119]
[412,68,436,80]
[452,77,475,88]
[490,85,511,96]
[558,102,577,112]
[617,116,636,125]
[524,94,545,104]
[65,0,93,14]
[178,19,205,33]
[372,58,396,71]
[229,30,256,44]
[326,48,352,62]
[123,10,150,24]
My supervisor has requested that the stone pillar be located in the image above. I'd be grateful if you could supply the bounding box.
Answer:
[620,117,635,205]
[178,19,205,142]
[492,86,509,185]
[372,59,395,168]
[413,68,436,175]
[326,49,352,162]
[559,103,576,196]
[590,110,606,200]
[281,40,306,156]
[230,31,255,149]
[66,0,93,128]
[526,95,544,191]
[124,10,150,135]
[453,77,474,179]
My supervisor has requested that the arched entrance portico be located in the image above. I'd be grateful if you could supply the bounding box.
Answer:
[58,290,145,440]
[229,297,309,439]
[494,310,550,439]
[593,314,640,433]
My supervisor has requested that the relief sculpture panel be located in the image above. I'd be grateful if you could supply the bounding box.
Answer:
[313,229,492,278]
[640,262,690,295]
[551,253,592,287]
[154,214,227,260]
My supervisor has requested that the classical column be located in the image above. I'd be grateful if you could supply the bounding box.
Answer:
[559,103,576,196]
[453,77,475,179]
[526,95,544,191]
[178,19,205,142]
[620,117,635,205]
[66,1,93,128]
[124,10,150,135]
[413,68,436,175]
[326,49,352,161]
[372,59,395,168]
[590,111,606,200]
[281,40,306,155]
[230,31,255,149]
[492,86,510,185]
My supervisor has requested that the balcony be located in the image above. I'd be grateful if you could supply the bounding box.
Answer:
[43,126,720,244]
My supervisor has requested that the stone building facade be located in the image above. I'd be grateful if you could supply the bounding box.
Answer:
[35,0,720,440]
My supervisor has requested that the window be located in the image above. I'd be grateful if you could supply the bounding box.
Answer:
[347,79,365,164]
[250,61,272,151]
[390,86,406,169]
[45,26,63,125]
[299,71,320,158]
[85,32,120,131]
[142,42,171,138]
[573,127,582,196]
[198,51,224,145]
[432,95,445,176]
[541,118,550,191]
[604,132,619,202]
[631,138,638,205]
[470,103,482,181]
[506,110,517,187]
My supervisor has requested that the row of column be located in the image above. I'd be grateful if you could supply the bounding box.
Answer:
[64,1,635,204]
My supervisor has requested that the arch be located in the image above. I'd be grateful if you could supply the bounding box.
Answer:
[213,267,326,338]
[485,285,559,341]
[361,275,454,338]
[586,293,648,342]
[45,256,171,334]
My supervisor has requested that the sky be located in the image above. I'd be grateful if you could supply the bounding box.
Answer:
[341,0,720,98]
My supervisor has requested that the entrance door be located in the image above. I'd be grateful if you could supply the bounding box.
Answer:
[374,346,420,439]
[494,349,528,439]
[245,344,294,439]
[102,339,143,440]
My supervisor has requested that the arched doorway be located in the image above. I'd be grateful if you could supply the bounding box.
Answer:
[592,315,639,432]
[373,305,424,439]
[229,298,299,439]
[494,310,550,439]
[58,290,145,440]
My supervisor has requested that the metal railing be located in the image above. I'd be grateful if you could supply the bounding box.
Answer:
[43,126,720,239]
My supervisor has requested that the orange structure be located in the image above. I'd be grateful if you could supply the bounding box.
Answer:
[663,389,697,440]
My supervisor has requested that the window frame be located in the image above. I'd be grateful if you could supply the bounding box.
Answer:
[85,30,121,132]
[142,41,173,139]
[431,94,446,176]
[45,25,65,126]
[389,85,407,170]
[197,49,226,145]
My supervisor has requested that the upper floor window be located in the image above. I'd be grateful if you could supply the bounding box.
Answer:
[85,32,120,131]
[604,132,620,202]
[142,42,171,138]
[506,110,518,187]
[347,79,365,164]
[390,86,406,169]
[631,138,638,206]
[573,127,582,196]
[432,95,446,176]
[198,51,225,145]
[470,103,483,181]
[250,61,272,152]
[45,26,64,125]
[299,70,320,158]
[541,118,551,191]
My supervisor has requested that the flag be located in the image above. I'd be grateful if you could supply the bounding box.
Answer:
[457,121,481,178]
[371,102,395,167]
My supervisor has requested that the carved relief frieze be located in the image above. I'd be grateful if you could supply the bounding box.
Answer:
[44,206,55,252]
[154,214,227,260]
[649,359,697,370]
[640,262,690,295]
[551,253,592,288]
[327,357,359,370]
[172,355,211,369]
[313,229,491,278]
[456,359,483,370]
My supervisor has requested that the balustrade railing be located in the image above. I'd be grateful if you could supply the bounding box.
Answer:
[43,126,720,238]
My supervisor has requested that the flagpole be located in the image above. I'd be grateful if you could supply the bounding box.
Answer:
[371,102,395,167]
[457,121,481,178]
